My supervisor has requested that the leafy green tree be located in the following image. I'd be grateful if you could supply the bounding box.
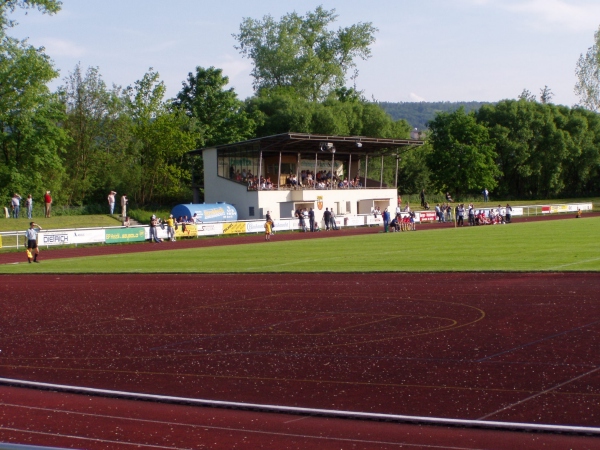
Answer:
[426,107,499,199]
[60,64,135,205]
[125,69,199,204]
[0,0,61,31]
[575,25,600,112]
[174,66,256,147]
[397,145,431,196]
[561,107,600,195]
[234,6,377,101]
[477,100,570,198]
[0,35,67,203]
[247,87,410,139]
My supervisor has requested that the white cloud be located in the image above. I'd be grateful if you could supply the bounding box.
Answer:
[409,92,427,102]
[143,40,179,53]
[40,37,85,57]
[505,0,600,32]
[465,0,600,32]
[219,55,252,80]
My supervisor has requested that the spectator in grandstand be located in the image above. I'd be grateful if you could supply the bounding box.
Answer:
[445,192,453,202]
[420,189,426,207]
[122,216,131,227]
[483,188,489,202]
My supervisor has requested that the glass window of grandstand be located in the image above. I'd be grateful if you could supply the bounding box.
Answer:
[217,147,257,184]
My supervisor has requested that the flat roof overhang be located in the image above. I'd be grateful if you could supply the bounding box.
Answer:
[188,133,424,157]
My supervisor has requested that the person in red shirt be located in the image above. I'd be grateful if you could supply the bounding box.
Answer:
[44,191,52,218]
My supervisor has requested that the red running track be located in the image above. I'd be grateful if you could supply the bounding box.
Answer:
[1,273,599,429]
[1,385,597,449]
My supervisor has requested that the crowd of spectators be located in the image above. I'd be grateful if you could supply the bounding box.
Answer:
[232,165,366,191]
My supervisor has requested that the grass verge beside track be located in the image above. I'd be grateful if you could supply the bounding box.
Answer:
[1,217,599,273]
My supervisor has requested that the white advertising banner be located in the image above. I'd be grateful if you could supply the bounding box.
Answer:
[39,229,105,246]
[345,216,365,226]
[567,203,592,212]
[366,216,383,226]
[246,221,266,234]
[196,223,224,236]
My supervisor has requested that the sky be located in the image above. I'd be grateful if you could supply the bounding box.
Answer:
[10,0,600,106]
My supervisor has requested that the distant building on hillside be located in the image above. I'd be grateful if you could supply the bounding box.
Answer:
[188,133,423,223]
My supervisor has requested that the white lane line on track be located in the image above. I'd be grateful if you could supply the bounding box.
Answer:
[0,418,485,450]
[478,365,600,420]
[0,426,187,449]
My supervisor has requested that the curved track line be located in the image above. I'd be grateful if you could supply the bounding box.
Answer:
[1,377,599,436]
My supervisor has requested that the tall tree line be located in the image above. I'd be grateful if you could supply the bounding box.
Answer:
[2,4,600,208]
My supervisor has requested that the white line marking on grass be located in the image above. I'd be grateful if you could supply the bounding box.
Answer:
[549,257,600,270]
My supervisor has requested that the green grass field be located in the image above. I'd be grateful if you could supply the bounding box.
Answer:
[1,217,598,273]
[0,214,122,232]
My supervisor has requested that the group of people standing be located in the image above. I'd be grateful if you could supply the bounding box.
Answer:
[8,191,52,219]
[455,203,513,226]
[295,207,339,232]
[108,191,128,221]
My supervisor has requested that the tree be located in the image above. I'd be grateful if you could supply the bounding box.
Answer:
[125,69,200,204]
[0,36,67,203]
[60,64,134,205]
[426,108,499,199]
[0,0,61,31]
[575,25,600,112]
[246,87,410,139]
[518,89,536,102]
[233,6,377,101]
[174,66,255,148]
[539,86,553,104]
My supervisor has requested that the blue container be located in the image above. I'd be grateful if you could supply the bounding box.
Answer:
[170,203,237,223]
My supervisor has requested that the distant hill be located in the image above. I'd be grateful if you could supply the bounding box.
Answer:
[378,101,493,130]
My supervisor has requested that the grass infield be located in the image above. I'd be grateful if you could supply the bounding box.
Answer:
[1,216,598,274]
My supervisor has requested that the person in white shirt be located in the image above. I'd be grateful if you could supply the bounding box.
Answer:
[108,191,116,214]
[25,222,42,263]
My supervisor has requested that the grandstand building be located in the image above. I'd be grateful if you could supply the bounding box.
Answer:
[189,133,423,223]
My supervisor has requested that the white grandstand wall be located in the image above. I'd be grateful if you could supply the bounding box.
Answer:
[203,147,397,222]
